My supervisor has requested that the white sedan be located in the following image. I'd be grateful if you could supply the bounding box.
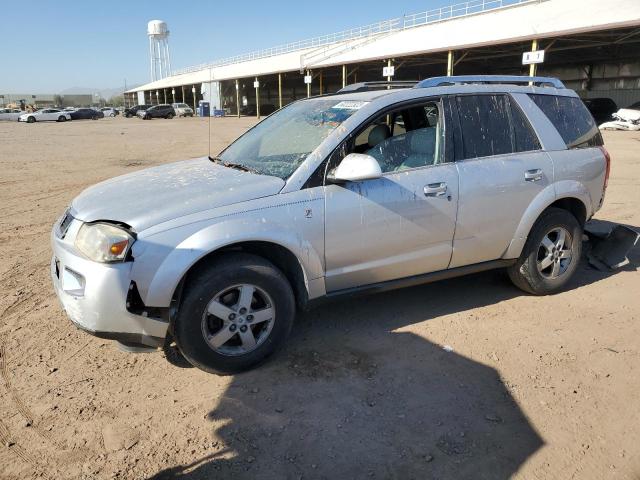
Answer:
[19,109,72,123]
[0,108,24,121]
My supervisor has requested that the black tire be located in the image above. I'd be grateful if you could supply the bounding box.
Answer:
[166,113,174,119]
[125,113,132,118]
[57,116,67,122]
[508,207,582,295]
[27,116,35,123]
[173,253,295,375]
[92,115,98,120]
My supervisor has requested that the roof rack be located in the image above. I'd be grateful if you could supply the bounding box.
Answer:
[415,75,565,89]
[338,81,418,93]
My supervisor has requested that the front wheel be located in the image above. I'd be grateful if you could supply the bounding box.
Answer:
[173,253,295,375]
[57,116,67,122]
[508,208,582,295]
[166,113,174,119]
[26,116,36,123]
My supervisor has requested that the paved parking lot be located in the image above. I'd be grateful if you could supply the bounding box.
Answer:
[0,116,638,479]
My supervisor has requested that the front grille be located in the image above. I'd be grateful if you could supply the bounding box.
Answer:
[57,210,74,238]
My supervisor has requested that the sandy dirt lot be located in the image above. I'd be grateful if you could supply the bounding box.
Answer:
[0,116,638,480]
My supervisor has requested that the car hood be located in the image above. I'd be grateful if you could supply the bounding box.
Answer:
[71,157,285,231]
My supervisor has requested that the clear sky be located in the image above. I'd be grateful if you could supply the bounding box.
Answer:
[1,0,452,93]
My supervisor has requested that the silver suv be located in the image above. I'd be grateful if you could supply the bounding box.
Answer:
[51,76,610,374]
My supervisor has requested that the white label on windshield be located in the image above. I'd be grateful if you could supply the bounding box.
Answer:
[332,101,368,110]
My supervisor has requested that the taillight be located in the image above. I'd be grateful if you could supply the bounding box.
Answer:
[599,146,611,191]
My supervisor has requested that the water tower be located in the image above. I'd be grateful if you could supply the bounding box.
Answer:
[147,20,171,81]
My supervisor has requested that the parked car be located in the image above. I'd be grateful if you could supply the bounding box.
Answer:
[240,104,277,116]
[171,102,194,117]
[70,108,104,120]
[19,108,71,123]
[583,97,618,125]
[0,108,24,121]
[137,104,175,119]
[100,107,119,117]
[51,75,609,375]
[626,101,640,110]
[123,105,151,118]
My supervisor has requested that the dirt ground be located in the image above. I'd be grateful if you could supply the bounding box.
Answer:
[0,116,638,480]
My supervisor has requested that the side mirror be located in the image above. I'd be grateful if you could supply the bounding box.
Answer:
[328,153,382,183]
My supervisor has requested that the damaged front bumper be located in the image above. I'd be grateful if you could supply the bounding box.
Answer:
[50,221,169,349]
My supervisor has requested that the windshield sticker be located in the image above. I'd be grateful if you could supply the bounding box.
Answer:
[332,101,368,110]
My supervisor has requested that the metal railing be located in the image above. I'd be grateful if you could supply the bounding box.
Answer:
[173,0,540,75]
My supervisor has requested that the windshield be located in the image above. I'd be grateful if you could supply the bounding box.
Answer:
[216,98,366,179]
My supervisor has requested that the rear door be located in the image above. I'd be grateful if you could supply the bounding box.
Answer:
[449,93,553,268]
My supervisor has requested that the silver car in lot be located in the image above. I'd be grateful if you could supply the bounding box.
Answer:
[51,76,610,374]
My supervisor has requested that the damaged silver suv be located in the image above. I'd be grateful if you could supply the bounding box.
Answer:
[51,76,610,374]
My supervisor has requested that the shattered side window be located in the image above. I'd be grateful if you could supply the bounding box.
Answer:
[455,94,512,159]
[528,94,603,149]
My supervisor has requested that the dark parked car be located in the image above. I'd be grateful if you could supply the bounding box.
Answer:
[69,108,104,120]
[626,101,640,110]
[124,105,151,118]
[240,104,277,116]
[583,97,618,124]
[137,104,176,120]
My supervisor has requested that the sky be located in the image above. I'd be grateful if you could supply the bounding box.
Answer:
[0,0,452,94]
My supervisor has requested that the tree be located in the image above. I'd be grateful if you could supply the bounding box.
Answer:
[109,95,124,107]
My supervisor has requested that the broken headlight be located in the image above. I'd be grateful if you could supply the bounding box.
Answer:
[75,223,134,263]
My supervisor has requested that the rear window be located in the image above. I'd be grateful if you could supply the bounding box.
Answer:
[528,94,603,149]
[454,94,541,160]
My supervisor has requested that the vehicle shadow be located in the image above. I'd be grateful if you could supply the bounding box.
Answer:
[150,222,638,479]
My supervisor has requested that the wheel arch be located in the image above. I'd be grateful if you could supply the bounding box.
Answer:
[504,183,590,259]
[172,240,310,313]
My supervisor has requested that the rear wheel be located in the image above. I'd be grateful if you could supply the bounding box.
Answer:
[27,116,35,123]
[173,253,295,375]
[508,208,582,295]
[57,116,67,122]
[166,113,174,119]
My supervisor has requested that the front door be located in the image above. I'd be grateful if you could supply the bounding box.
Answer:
[323,98,459,292]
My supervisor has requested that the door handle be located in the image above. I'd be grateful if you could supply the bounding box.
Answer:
[524,169,543,182]
[424,182,447,197]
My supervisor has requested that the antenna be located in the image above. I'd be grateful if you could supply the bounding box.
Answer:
[147,20,171,82]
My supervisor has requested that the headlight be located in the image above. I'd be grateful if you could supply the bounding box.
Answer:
[75,223,134,263]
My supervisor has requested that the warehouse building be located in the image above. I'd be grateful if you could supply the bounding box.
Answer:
[126,0,640,116]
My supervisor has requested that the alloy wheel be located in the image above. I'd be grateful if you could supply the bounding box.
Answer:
[201,284,275,356]
[536,227,573,279]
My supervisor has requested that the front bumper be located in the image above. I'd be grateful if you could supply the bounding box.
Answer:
[50,219,168,348]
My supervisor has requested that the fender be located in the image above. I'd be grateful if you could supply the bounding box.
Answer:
[137,214,325,308]
[503,180,592,259]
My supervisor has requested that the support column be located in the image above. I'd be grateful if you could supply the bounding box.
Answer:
[306,70,311,98]
[386,59,393,89]
[163,89,167,104]
[278,73,282,109]
[342,65,346,88]
[529,39,538,77]
[255,77,260,119]
[447,50,454,76]
[235,79,240,117]
[192,85,196,112]
[171,88,175,104]
[181,85,185,103]
[319,70,323,95]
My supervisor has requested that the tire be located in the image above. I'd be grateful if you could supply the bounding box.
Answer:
[125,113,132,118]
[27,116,35,123]
[57,116,67,122]
[110,112,115,117]
[92,115,98,120]
[508,207,582,295]
[173,253,295,375]
[166,113,174,119]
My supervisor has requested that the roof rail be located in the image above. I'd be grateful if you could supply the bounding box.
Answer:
[415,75,565,89]
[338,81,418,93]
